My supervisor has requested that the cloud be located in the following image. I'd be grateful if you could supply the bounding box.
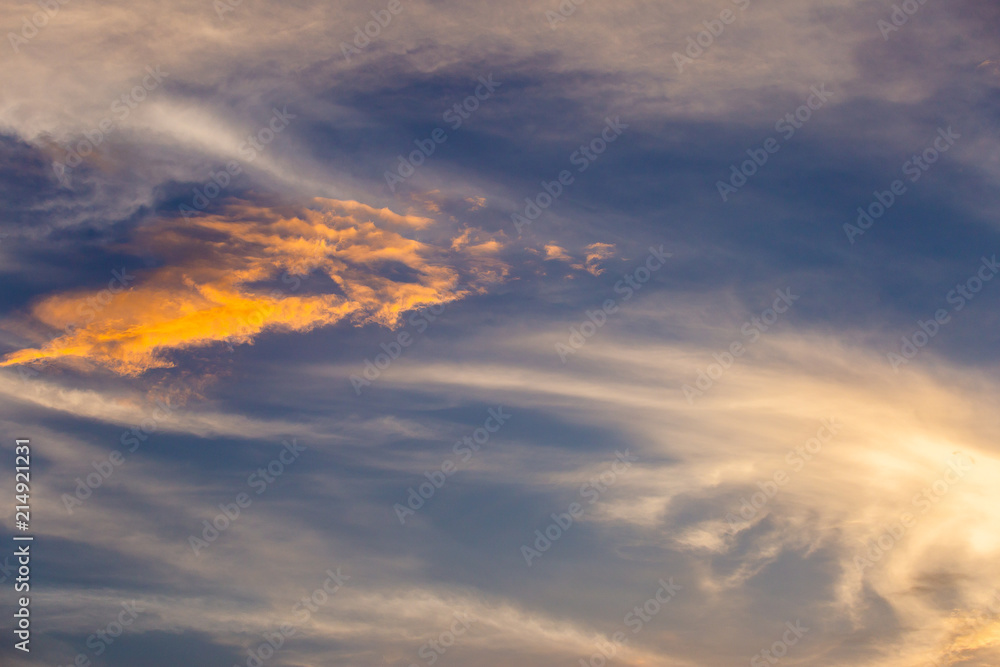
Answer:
[2,1,999,665]
[352,307,1000,665]
[410,190,442,214]
[0,197,506,375]
[935,612,1000,666]
[571,242,616,276]
[542,242,615,276]
[543,244,572,261]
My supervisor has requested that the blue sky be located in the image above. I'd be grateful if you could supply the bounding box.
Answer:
[1,0,1000,665]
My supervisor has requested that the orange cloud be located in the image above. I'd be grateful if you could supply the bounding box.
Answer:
[571,242,616,275]
[409,190,443,214]
[933,611,1000,666]
[543,244,572,262]
[1,197,505,375]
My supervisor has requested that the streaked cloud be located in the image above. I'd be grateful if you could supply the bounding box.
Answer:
[2,0,999,666]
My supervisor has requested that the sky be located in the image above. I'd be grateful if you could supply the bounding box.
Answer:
[1,0,999,665]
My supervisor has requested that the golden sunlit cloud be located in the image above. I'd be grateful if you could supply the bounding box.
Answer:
[543,244,572,261]
[0,197,507,375]
[932,607,1000,666]
[572,242,616,276]
[409,190,443,214]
